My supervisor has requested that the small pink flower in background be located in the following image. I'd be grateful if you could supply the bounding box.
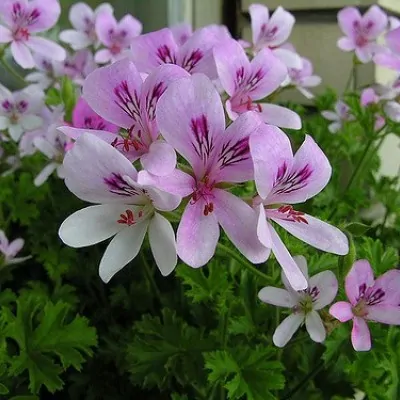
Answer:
[248,3,301,68]
[0,230,30,265]
[250,126,348,289]
[214,39,301,129]
[259,256,338,347]
[59,2,114,50]
[321,100,355,133]
[147,74,270,268]
[360,88,385,131]
[130,25,231,79]
[58,134,181,283]
[60,59,189,176]
[0,0,66,69]
[329,260,400,351]
[62,50,97,85]
[374,27,400,72]
[337,5,388,63]
[0,84,44,141]
[95,12,142,64]
[286,56,322,99]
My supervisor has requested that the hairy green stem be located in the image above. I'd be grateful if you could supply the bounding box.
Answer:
[216,243,272,283]
[1,57,26,85]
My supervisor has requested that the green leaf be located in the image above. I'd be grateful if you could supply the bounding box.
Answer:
[3,297,97,394]
[0,382,9,394]
[204,345,284,400]
[9,397,40,400]
[344,222,371,236]
[60,77,76,122]
[45,88,61,106]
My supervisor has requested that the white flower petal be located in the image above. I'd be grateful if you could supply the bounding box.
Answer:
[34,162,58,186]
[258,287,297,307]
[273,313,304,347]
[305,311,326,343]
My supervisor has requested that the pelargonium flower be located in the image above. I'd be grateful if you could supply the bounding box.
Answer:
[250,126,349,290]
[144,73,270,268]
[329,260,400,351]
[60,59,189,176]
[247,3,301,68]
[130,26,231,79]
[59,2,114,50]
[374,26,400,72]
[259,256,338,347]
[58,134,181,282]
[25,53,64,89]
[214,39,301,129]
[321,100,355,133]
[95,12,142,64]
[0,230,30,265]
[0,84,44,141]
[0,0,66,69]
[360,88,385,131]
[286,56,322,99]
[337,5,387,63]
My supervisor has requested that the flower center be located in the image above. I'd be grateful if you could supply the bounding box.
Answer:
[13,27,30,41]
[117,209,143,226]
[191,176,215,216]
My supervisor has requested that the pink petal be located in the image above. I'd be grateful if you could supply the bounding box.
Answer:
[59,30,92,50]
[300,76,322,88]
[321,111,339,121]
[26,37,66,61]
[271,213,349,256]
[266,6,295,47]
[69,2,94,31]
[63,134,140,204]
[259,103,302,129]
[28,0,61,32]
[305,311,326,343]
[338,7,361,38]
[177,198,220,268]
[355,45,374,63]
[140,185,181,212]
[137,169,194,197]
[57,126,120,146]
[386,27,400,55]
[309,270,338,309]
[367,305,400,325]
[363,5,388,39]
[337,37,355,51]
[156,73,225,178]
[360,88,378,106]
[249,125,293,199]
[258,287,297,307]
[214,39,251,97]
[270,135,332,204]
[371,269,400,306]
[248,48,287,99]
[141,141,176,176]
[269,223,308,291]
[119,14,142,40]
[273,313,304,347]
[95,11,116,46]
[0,26,12,43]
[257,204,272,249]
[130,28,179,73]
[212,111,262,183]
[329,301,354,322]
[83,58,143,129]
[6,238,24,258]
[351,317,371,351]
[94,49,112,64]
[272,48,302,69]
[170,22,192,46]
[249,3,270,47]
[213,189,270,264]
[10,42,35,69]
[374,53,400,71]
[345,260,375,305]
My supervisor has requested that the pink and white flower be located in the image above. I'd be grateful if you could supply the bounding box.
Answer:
[147,73,271,268]
[259,256,338,347]
[214,39,301,129]
[0,0,66,69]
[130,26,230,79]
[286,56,322,99]
[321,100,355,133]
[250,126,349,290]
[58,134,181,282]
[0,230,30,265]
[374,26,400,72]
[59,2,114,50]
[95,12,142,64]
[247,3,301,68]
[60,59,189,176]
[0,84,44,141]
[337,5,388,63]
[330,260,400,351]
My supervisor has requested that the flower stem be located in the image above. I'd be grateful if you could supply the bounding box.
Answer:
[216,243,272,283]
[140,251,162,302]
[0,56,26,85]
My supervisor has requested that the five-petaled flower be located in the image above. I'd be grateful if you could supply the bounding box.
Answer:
[321,100,355,134]
[329,260,400,351]
[0,0,66,69]
[337,5,388,63]
[259,256,338,347]
[58,134,181,283]
[250,125,349,290]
